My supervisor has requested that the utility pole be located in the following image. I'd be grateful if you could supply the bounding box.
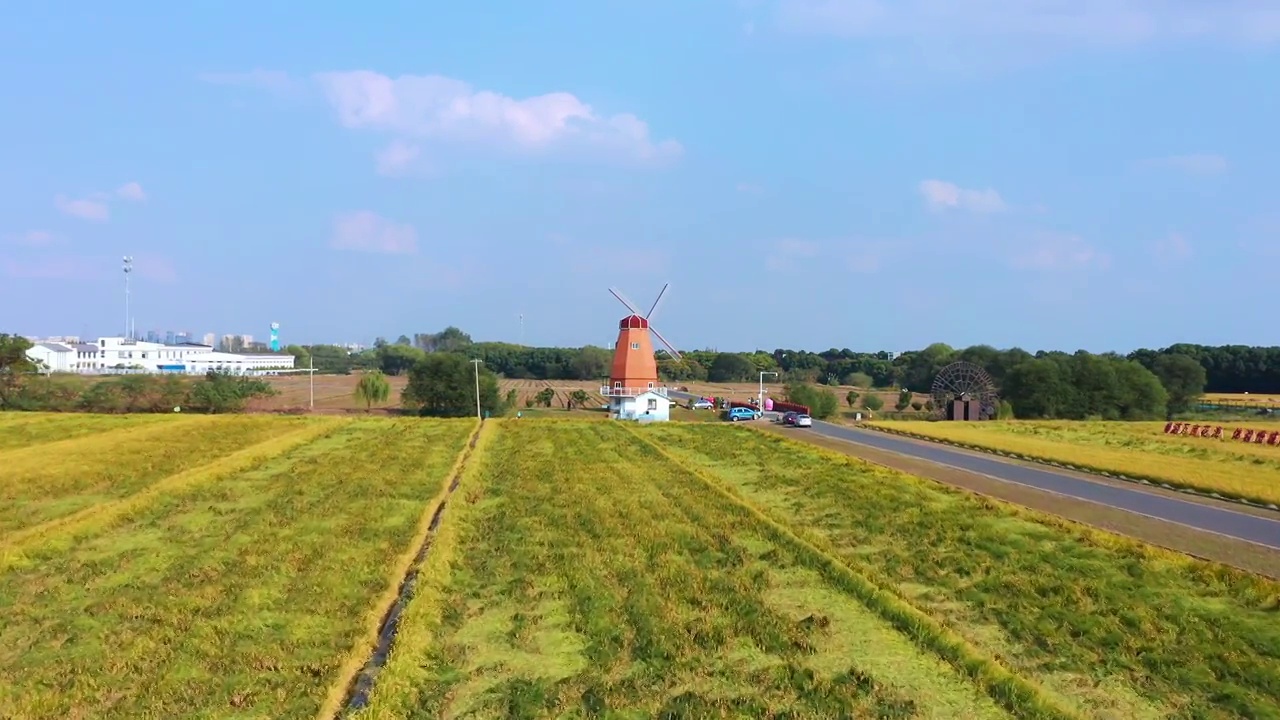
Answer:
[309,352,315,411]
[471,359,484,420]
[759,371,778,414]
[122,256,133,339]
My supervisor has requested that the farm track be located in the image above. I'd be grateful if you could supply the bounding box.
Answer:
[753,421,1280,579]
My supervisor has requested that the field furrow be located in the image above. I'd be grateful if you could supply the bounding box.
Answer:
[874,420,1280,504]
[0,417,474,719]
[359,420,1016,719]
[0,413,179,451]
[0,415,320,537]
[640,423,1280,719]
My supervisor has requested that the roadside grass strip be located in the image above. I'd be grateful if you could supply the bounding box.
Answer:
[0,414,317,536]
[358,419,1017,719]
[874,420,1280,506]
[0,418,474,719]
[0,412,178,451]
[641,423,1280,719]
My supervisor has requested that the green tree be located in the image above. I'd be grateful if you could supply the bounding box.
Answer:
[0,333,36,409]
[708,353,756,383]
[783,382,839,419]
[535,387,556,408]
[403,353,502,417]
[1151,353,1207,416]
[376,344,425,376]
[861,394,883,412]
[569,389,590,408]
[845,389,859,407]
[843,372,873,388]
[572,346,612,380]
[895,388,912,411]
[354,371,392,409]
[505,388,519,409]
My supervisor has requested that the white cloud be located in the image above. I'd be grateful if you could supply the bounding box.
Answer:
[1140,153,1228,175]
[919,179,1006,213]
[375,140,422,176]
[1011,231,1109,271]
[331,211,418,255]
[116,181,147,201]
[313,70,682,165]
[54,194,110,222]
[766,238,821,271]
[1152,232,1192,261]
[775,1,1280,45]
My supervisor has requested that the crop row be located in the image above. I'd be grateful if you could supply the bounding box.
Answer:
[640,423,1280,718]
[356,420,1052,719]
[873,420,1280,506]
[0,417,476,719]
[0,412,179,451]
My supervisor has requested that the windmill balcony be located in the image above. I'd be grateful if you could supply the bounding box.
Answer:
[601,385,669,398]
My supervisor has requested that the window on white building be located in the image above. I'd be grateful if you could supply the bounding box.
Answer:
[647,398,658,411]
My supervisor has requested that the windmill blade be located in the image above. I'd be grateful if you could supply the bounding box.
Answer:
[649,326,683,361]
[609,288,643,316]
[645,283,669,319]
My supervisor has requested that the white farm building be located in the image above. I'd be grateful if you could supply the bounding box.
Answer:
[25,337,296,376]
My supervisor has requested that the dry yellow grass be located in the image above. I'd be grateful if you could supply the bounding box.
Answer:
[871,420,1280,505]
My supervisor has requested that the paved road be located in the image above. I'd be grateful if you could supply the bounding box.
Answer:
[665,391,1280,550]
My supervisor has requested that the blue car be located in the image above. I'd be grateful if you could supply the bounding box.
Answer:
[724,406,762,422]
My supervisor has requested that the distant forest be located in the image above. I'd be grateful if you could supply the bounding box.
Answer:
[279,327,1280,421]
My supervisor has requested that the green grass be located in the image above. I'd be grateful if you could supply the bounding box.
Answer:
[360,420,1012,719]
[641,423,1280,719]
[0,418,474,719]
[0,415,320,537]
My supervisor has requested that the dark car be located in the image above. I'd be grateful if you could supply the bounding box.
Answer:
[782,411,800,426]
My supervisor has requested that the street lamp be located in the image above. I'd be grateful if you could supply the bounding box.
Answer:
[471,359,484,420]
[759,371,778,413]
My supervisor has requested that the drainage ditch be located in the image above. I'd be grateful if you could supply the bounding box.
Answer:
[336,425,482,717]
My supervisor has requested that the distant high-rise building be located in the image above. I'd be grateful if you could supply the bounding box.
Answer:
[174,331,192,344]
[202,333,216,347]
[165,330,176,345]
[145,330,160,343]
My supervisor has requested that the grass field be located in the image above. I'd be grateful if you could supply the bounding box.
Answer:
[359,419,1280,719]
[6,413,1279,719]
[0,413,477,719]
[870,420,1280,506]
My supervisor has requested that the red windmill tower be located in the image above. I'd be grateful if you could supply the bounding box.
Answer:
[601,284,683,420]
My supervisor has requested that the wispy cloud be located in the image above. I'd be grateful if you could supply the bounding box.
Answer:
[54,193,110,222]
[766,238,820,271]
[1139,153,1228,175]
[115,181,147,201]
[1151,232,1192,262]
[198,69,298,93]
[1011,231,1109,271]
[4,230,57,246]
[375,140,422,177]
[331,211,419,254]
[775,1,1280,45]
[919,179,1006,213]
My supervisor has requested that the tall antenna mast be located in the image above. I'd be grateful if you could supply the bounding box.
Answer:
[519,313,524,346]
[122,256,133,339]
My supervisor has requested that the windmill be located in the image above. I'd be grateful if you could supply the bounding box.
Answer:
[602,284,682,420]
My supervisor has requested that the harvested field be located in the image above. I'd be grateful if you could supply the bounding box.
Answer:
[0,414,476,719]
[257,374,409,412]
[640,423,1280,719]
[872,420,1280,506]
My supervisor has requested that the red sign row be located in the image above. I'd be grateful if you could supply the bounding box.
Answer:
[1164,422,1280,445]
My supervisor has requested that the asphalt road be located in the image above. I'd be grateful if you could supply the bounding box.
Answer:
[665,390,1280,550]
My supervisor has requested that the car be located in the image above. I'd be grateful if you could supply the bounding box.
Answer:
[794,414,813,428]
[781,411,800,426]
[724,406,762,422]
[689,399,715,410]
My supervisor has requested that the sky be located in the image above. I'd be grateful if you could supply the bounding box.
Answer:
[1,1,1278,354]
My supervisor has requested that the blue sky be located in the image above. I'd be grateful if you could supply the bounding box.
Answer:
[2,2,1278,353]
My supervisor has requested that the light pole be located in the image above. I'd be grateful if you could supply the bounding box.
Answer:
[759,371,778,414]
[309,352,315,411]
[471,359,483,420]
[122,256,132,339]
